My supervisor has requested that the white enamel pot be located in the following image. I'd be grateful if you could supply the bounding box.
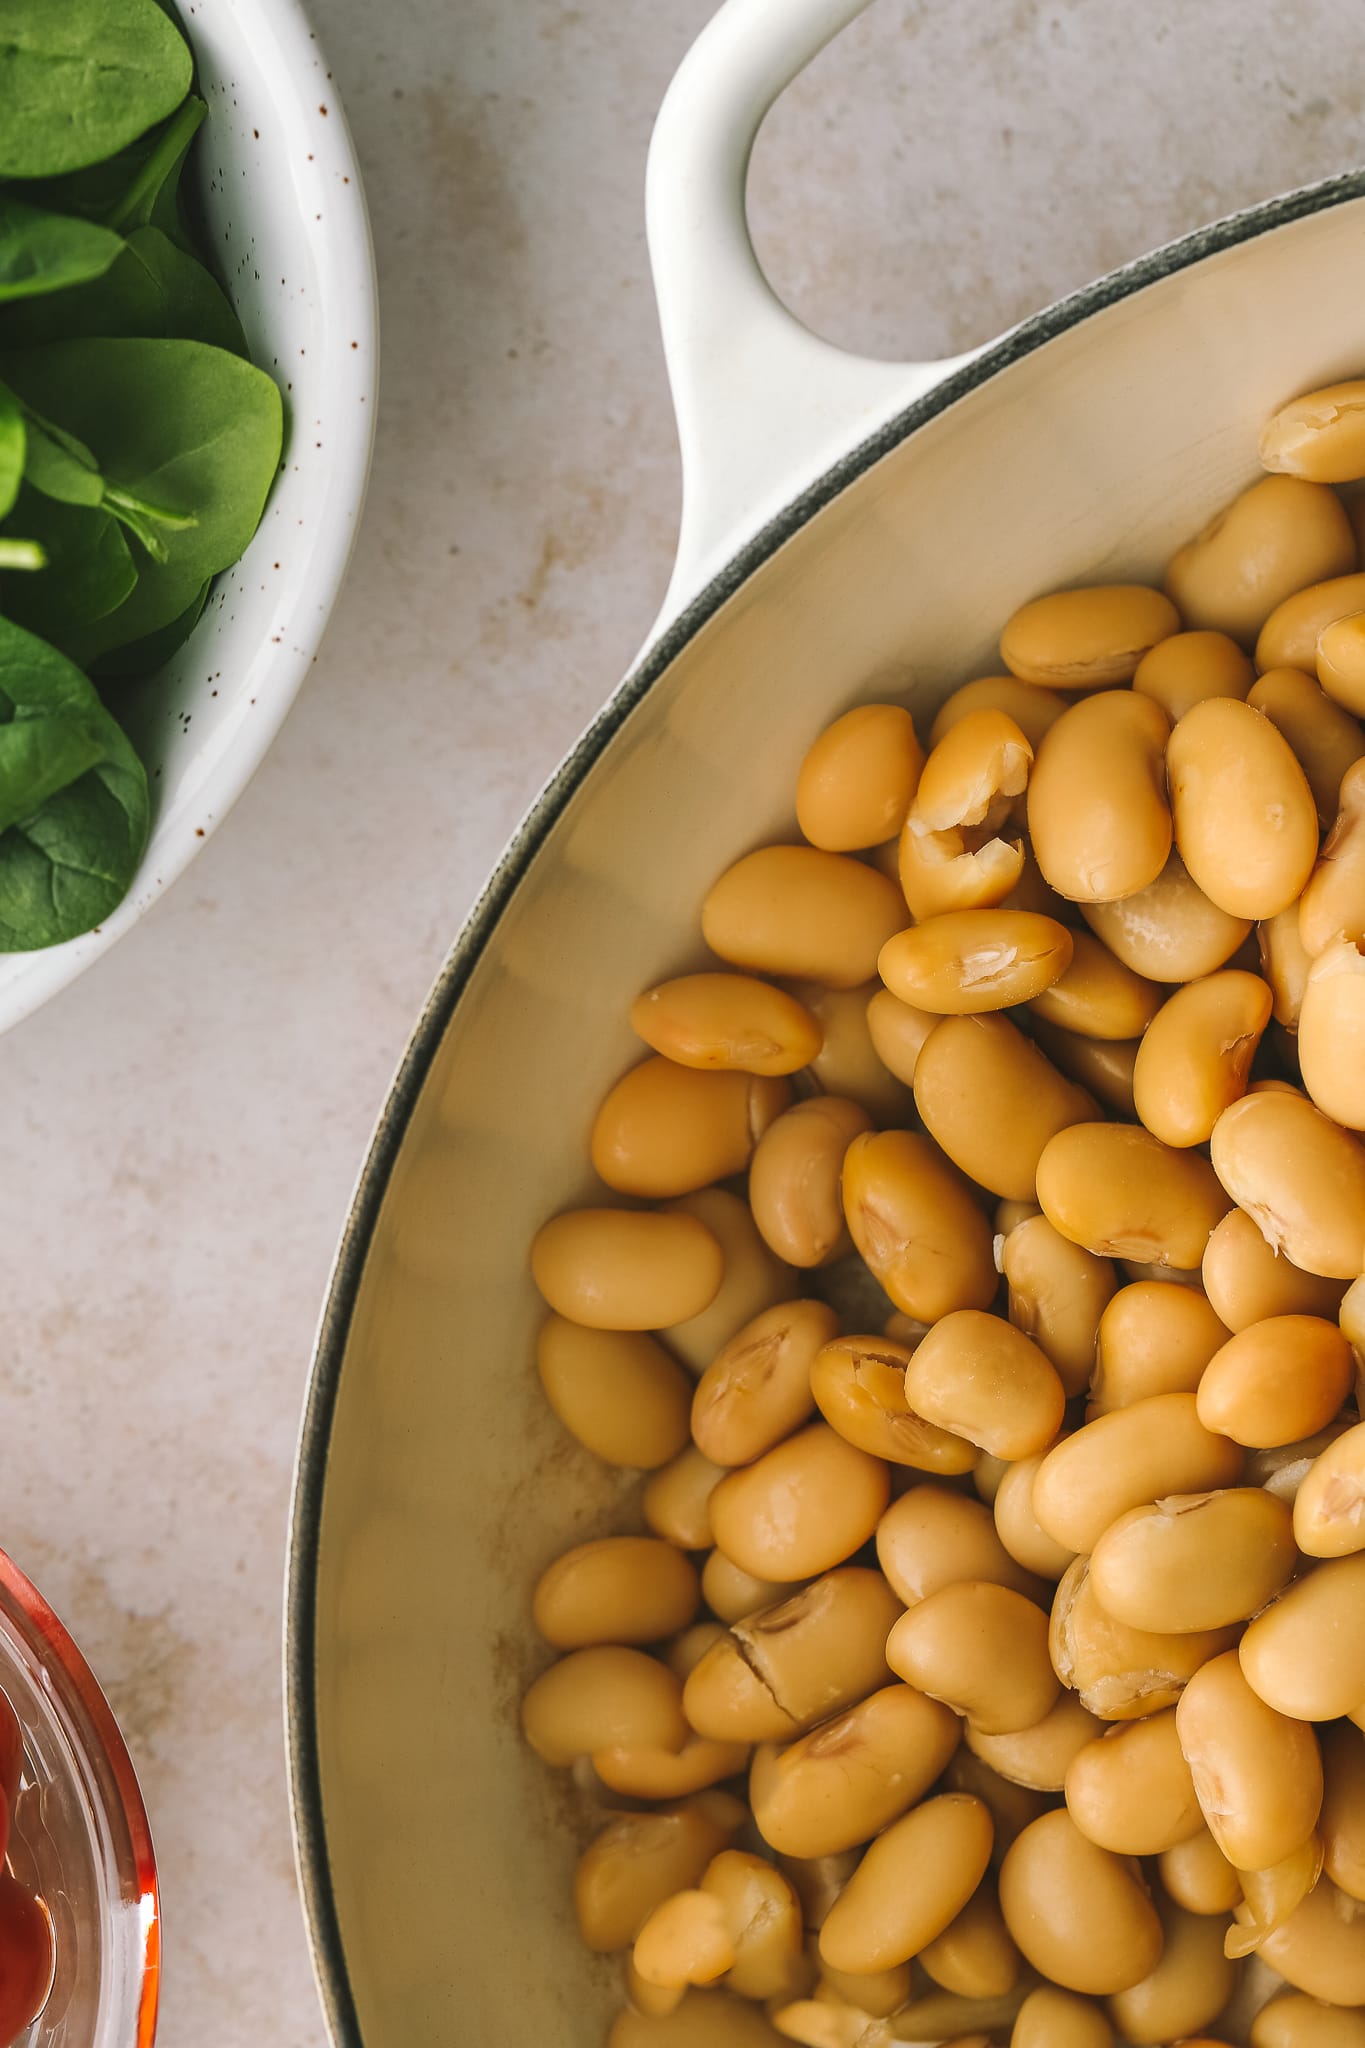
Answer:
[286,2,1365,2040]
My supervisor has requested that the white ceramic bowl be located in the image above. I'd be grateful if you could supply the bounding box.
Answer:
[0,0,377,1035]
[287,2,1365,2042]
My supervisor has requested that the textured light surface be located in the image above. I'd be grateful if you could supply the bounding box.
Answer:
[0,1,1360,2042]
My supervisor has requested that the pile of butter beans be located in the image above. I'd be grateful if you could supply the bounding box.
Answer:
[523,379,1365,2048]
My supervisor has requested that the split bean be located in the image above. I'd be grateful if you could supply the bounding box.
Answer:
[1089,1489,1297,1633]
[1049,1555,1239,1720]
[702,846,906,990]
[1088,1281,1229,1415]
[913,1014,1093,1200]
[1165,475,1354,643]
[930,675,1068,749]
[1196,1314,1354,1447]
[683,1570,900,1742]
[885,1580,1058,1734]
[708,1426,889,1581]
[796,704,924,852]
[1247,667,1365,827]
[817,1793,994,1974]
[905,1310,1066,1461]
[534,1538,701,1649]
[1299,937,1365,1127]
[1167,697,1319,920]
[748,1098,872,1268]
[531,1207,724,1329]
[749,1684,960,1858]
[1035,1121,1231,1268]
[1261,379,1365,481]
[1293,1420,1365,1557]
[630,974,824,1076]
[910,708,1032,835]
[1240,1553,1365,1719]
[997,1808,1163,1995]
[1210,1088,1365,1277]
[1255,1875,1365,2003]
[1081,851,1251,983]
[1027,690,1172,902]
[691,1299,835,1468]
[811,1334,980,1471]
[1132,968,1272,1147]
[878,908,1073,1014]
[999,584,1179,688]
[1201,1205,1347,1331]
[876,1484,1045,1608]
[999,1215,1117,1398]
[1257,570,1365,672]
[841,1129,997,1321]
[897,813,1024,921]
[536,1315,693,1467]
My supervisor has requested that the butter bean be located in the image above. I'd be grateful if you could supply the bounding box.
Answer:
[577,1794,746,1951]
[998,1808,1163,1994]
[1262,379,1365,480]
[1166,476,1355,643]
[863,988,938,1087]
[595,1733,751,1801]
[886,1580,1057,1734]
[1000,1216,1116,1399]
[1178,1654,1326,1875]
[967,1691,1103,1793]
[1252,1990,1365,2048]
[1036,1122,1230,1268]
[1167,697,1319,920]
[691,1299,835,1468]
[1105,1897,1236,2047]
[993,1444,1078,1580]
[631,974,824,1077]
[944,1748,1051,1864]
[1011,1985,1115,2048]
[1050,1555,1239,1720]
[591,1057,791,1197]
[1255,1876,1365,2004]
[812,1334,981,1472]
[535,1538,701,1649]
[1001,584,1179,689]
[702,1850,806,2000]
[1321,1720,1365,1904]
[877,1484,1046,1608]
[1197,1314,1353,1447]
[796,704,925,852]
[703,846,906,990]
[750,1683,960,1857]
[1344,1271,1365,1357]
[1259,902,1314,1030]
[537,1315,693,1467]
[633,1890,733,1990]
[1249,1421,1359,1507]
[1248,667,1365,827]
[1064,1709,1201,1855]
[930,675,1068,749]
[897,814,1024,922]
[1088,1282,1229,1415]
[1201,1206,1347,1332]
[1027,691,1172,902]
[644,1446,729,1549]
[1294,1421,1365,1557]
[1028,1019,1139,1116]
[1210,1089,1365,1277]
[1257,571,1365,672]
[1133,628,1254,720]
[749,1098,873,1269]
[666,1623,728,1679]
[523,1647,689,1765]
[918,1879,1021,1998]
[1240,1554,1365,1719]
[609,1989,787,2048]
[1082,851,1251,983]
[1300,758,1365,957]
[1158,1828,1242,1916]
[1231,1836,1330,1962]
[1317,609,1365,715]
[841,1130,997,1321]
[774,1851,859,1934]
[664,1189,793,1372]
[790,982,912,1124]
[894,1984,1032,2039]
[818,1793,994,1973]
[532,1207,725,1329]
[905,1311,1066,1461]
[683,1570,900,1742]
[1032,1393,1243,1553]
[816,1959,912,2018]
[913,1016,1091,1200]
[879,908,1073,1014]
[709,1426,889,1582]
[1090,1489,1297,1633]
[1300,939,1365,1127]
[700,1552,802,1625]
[910,708,1032,835]
[1028,930,1163,1042]
[1132,969,1272,1148]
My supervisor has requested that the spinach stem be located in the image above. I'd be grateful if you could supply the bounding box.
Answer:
[0,541,47,572]
[103,95,206,235]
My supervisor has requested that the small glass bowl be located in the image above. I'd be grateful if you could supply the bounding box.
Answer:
[0,1550,158,2047]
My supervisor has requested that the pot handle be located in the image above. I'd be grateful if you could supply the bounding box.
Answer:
[647,0,975,624]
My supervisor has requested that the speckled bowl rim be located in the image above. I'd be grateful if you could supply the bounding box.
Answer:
[285,165,1365,2047]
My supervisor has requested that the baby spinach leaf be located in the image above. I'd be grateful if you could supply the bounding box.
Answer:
[0,0,192,180]
[94,578,209,678]
[105,95,206,236]
[1,337,283,662]
[20,405,199,566]
[0,616,149,949]
[0,195,123,302]
[0,385,23,521]
[0,226,246,355]
[0,491,136,637]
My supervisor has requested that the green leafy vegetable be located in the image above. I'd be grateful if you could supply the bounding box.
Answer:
[104,94,205,236]
[0,225,246,354]
[1,337,282,662]
[0,195,123,303]
[0,616,150,949]
[0,0,192,180]
[1,491,137,634]
[17,404,198,565]
[94,578,210,678]
[0,386,23,521]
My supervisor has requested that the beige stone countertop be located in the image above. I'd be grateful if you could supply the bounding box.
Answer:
[0,1,1360,2040]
